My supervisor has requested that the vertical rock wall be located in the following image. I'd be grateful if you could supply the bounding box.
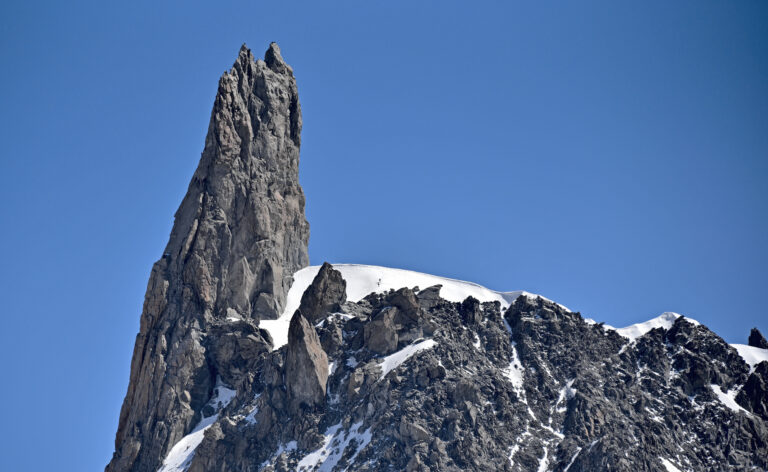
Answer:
[106,43,309,472]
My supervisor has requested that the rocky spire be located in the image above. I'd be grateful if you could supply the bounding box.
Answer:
[106,43,309,472]
[296,262,347,323]
[749,327,768,349]
[284,311,329,413]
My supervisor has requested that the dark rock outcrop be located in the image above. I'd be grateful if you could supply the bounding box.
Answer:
[284,311,329,412]
[749,327,768,349]
[296,262,347,323]
[737,362,768,420]
[107,43,309,472]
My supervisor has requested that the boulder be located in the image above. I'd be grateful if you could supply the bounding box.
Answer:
[364,307,399,354]
[387,287,420,325]
[417,285,442,310]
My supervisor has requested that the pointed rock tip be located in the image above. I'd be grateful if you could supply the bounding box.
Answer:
[264,42,291,74]
[232,43,254,68]
[749,327,768,349]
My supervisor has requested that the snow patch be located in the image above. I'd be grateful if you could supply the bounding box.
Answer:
[731,344,768,373]
[710,384,749,416]
[297,422,372,471]
[614,312,699,341]
[556,379,577,412]
[379,339,437,379]
[563,447,582,472]
[158,380,236,472]
[660,457,683,472]
[472,332,482,350]
[508,445,520,466]
[536,447,549,472]
[502,347,525,395]
[243,393,262,425]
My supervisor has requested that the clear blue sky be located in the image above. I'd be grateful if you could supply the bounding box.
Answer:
[1,1,766,470]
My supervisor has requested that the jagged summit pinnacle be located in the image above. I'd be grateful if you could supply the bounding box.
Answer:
[750,327,768,349]
[264,42,291,75]
[106,44,308,472]
[229,42,292,78]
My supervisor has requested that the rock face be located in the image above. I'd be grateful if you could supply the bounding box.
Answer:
[106,43,309,472]
[284,311,329,412]
[749,327,768,349]
[296,262,346,323]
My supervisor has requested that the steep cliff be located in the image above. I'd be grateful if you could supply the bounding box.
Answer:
[107,43,309,472]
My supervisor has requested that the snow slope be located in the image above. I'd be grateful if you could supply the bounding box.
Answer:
[731,344,768,373]
[158,380,236,472]
[610,313,767,370]
[260,264,539,349]
[613,312,700,341]
[261,264,767,374]
[378,339,437,379]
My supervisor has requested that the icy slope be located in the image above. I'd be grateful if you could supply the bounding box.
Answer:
[260,264,536,349]
[731,344,768,372]
[613,312,700,341]
[261,264,764,372]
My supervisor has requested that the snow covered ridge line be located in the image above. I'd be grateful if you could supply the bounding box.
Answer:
[260,263,564,349]
[607,312,700,342]
[597,312,768,368]
[260,264,768,369]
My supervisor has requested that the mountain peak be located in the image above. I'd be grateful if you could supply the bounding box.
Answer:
[264,41,291,75]
[106,44,309,472]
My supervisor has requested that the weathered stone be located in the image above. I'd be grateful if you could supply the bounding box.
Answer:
[297,262,347,324]
[285,311,329,412]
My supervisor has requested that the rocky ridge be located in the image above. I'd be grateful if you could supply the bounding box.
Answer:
[166,264,768,472]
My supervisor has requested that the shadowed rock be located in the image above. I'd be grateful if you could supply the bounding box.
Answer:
[749,328,768,349]
[737,362,768,420]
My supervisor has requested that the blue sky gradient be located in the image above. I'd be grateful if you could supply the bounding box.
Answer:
[1,1,767,470]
